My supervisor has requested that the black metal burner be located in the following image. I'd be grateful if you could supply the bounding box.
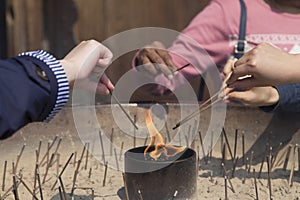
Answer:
[124,146,197,200]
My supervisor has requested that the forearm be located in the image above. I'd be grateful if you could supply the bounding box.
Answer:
[0,51,69,139]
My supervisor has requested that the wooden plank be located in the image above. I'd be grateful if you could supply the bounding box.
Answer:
[25,0,43,51]
[6,0,27,56]
[46,0,77,58]
[73,0,105,42]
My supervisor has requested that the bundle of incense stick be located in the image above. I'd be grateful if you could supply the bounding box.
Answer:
[173,84,228,129]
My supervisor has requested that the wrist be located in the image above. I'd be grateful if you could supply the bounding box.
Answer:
[266,87,280,106]
[60,59,75,88]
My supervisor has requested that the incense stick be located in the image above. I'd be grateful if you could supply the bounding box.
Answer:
[289,144,297,187]
[173,88,226,129]
[110,90,138,130]
[233,129,238,160]
[114,148,120,171]
[223,128,234,162]
[2,160,7,192]
[283,145,292,171]
[15,175,38,200]
[173,63,190,74]
[15,144,26,174]
[103,162,108,187]
[99,130,106,163]
[253,169,259,200]
[12,175,20,200]
[266,156,272,200]
[119,142,124,161]
[51,153,74,190]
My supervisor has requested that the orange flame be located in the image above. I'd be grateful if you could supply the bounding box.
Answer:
[144,109,186,160]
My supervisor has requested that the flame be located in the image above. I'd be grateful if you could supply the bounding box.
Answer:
[144,109,186,160]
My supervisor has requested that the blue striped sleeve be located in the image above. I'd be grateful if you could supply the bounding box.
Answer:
[19,50,70,121]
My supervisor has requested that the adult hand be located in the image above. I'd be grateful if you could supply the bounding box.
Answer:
[227,43,300,88]
[60,40,114,94]
[135,41,177,79]
[222,57,279,107]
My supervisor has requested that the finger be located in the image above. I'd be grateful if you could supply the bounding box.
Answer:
[76,80,110,95]
[147,51,174,78]
[226,90,250,105]
[234,53,249,67]
[98,44,113,67]
[156,49,177,72]
[138,56,158,76]
[100,73,115,90]
[229,78,259,89]
[223,58,237,76]
[226,63,253,85]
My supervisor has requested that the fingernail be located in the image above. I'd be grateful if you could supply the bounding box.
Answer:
[173,71,179,76]
[167,74,174,80]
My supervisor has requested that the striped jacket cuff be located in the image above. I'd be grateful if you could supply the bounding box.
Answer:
[19,50,70,121]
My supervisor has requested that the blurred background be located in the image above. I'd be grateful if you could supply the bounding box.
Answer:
[0,0,210,102]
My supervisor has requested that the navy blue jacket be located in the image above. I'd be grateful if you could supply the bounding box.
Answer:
[0,51,69,139]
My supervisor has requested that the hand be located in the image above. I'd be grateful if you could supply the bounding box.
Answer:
[227,43,300,88]
[135,41,177,79]
[225,86,279,107]
[60,40,114,95]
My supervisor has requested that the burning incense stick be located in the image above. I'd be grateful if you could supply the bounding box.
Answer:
[110,89,138,130]
[2,160,7,192]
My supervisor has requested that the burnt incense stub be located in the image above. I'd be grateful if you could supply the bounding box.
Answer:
[124,146,197,200]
